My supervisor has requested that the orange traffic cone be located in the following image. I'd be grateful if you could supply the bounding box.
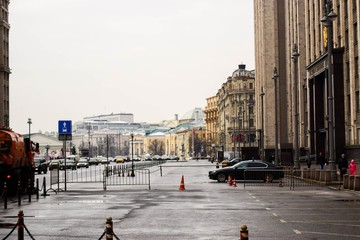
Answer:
[228,175,232,186]
[232,178,237,187]
[179,175,185,190]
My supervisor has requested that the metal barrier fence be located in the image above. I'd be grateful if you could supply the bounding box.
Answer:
[104,168,151,190]
[239,168,341,189]
[50,161,163,190]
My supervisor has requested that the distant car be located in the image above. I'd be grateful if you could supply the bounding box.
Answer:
[99,157,110,164]
[169,155,179,161]
[115,156,126,163]
[34,157,48,174]
[209,160,284,182]
[153,155,162,160]
[88,158,99,166]
[48,159,62,171]
[60,159,77,170]
[221,158,242,168]
[77,158,89,168]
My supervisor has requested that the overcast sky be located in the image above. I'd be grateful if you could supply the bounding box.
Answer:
[9,0,254,134]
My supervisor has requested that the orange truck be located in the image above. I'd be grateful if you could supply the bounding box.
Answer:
[0,126,39,195]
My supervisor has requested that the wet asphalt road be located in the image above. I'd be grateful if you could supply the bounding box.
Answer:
[1,160,360,240]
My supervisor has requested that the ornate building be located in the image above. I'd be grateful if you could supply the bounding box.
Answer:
[204,96,219,157]
[217,64,256,159]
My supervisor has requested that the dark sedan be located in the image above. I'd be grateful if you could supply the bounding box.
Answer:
[209,160,284,182]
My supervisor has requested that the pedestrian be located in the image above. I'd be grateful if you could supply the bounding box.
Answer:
[349,159,357,176]
[317,152,326,170]
[306,156,312,168]
[338,153,348,180]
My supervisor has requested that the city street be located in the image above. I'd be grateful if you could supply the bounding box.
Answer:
[1,160,360,240]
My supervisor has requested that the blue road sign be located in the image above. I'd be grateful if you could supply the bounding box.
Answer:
[58,120,72,135]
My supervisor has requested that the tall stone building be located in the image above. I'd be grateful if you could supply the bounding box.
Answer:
[255,0,360,164]
[0,0,10,127]
[254,0,306,164]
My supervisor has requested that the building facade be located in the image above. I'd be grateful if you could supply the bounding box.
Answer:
[305,0,360,160]
[0,0,10,127]
[255,0,360,164]
[217,64,257,159]
[254,0,307,165]
[204,95,219,158]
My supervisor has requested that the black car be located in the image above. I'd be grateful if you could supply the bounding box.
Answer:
[209,160,284,182]
[34,157,48,174]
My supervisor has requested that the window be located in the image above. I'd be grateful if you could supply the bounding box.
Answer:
[249,118,254,128]
[356,91,360,112]
[248,162,266,168]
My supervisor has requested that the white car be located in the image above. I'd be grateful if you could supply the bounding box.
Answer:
[77,158,89,168]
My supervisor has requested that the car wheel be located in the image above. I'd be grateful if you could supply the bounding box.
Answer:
[217,173,227,182]
[43,169,47,174]
[264,173,274,182]
[38,170,41,174]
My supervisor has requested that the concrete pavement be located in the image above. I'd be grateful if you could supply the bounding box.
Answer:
[1,160,360,240]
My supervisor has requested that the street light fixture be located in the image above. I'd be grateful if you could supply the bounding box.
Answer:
[292,44,300,169]
[272,67,279,166]
[260,87,265,160]
[130,133,135,177]
[27,118,32,146]
[321,0,337,179]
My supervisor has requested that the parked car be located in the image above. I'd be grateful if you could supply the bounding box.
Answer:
[48,159,62,171]
[88,158,99,166]
[221,158,242,168]
[99,157,110,164]
[60,159,77,170]
[115,156,126,163]
[77,158,89,168]
[153,155,162,160]
[34,156,48,174]
[209,160,284,182]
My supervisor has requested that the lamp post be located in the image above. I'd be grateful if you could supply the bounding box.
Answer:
[27,118,32,145]
[273,67,279,166]
[321,0,337,179]
[45,144,50,161]
[247,101,253,147]
[260,87,265,160]
[242,108,245,148]
[86,125,90,159]
[130,133,135,177]
[292,44,300,169]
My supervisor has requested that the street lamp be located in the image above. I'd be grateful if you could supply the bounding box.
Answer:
[130,133,135,177]
[321,0,337,179]
[272,67,279,166]
[45,144,50,161]
[260,87,265,160]
[27,118,32,145]
[292,44,300,169]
